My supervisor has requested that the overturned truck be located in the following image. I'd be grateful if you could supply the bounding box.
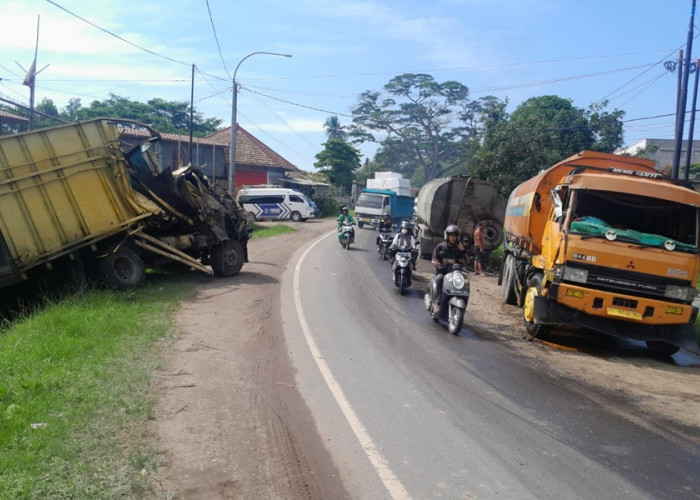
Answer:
[0,118,250,293]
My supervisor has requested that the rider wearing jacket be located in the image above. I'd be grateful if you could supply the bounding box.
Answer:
[390,220,418,269]
[337,206,355,241]
[430,224,468,311]
[376,214,393,245]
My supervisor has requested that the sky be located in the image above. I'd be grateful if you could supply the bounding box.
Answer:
[0,0,697,172]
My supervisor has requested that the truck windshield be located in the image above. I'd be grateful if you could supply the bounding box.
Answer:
[357,193,385,209]
[568,189,698,252]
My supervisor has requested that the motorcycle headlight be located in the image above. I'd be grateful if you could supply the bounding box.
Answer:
[451,271,465,290]
[665,284,695,302]
[562,266,588,284]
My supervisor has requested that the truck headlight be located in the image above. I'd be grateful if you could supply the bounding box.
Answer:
[664,285,695,302]
[563,266,588,284]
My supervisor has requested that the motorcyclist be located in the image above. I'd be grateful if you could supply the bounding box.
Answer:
[429,224,468,313]
[337,205,355,241]
[389,220,418,269]
[376,214,393,245]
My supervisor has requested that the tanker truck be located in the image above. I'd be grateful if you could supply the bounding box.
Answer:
[500,150,700,355]
[0,118,250,294]
[414,176,507,261]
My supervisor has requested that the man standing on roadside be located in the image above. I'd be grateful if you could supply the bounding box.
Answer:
[473,221,488,275]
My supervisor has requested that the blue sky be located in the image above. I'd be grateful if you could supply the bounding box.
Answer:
[0,0,696,171]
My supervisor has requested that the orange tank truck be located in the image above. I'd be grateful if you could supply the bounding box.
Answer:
[499,150,700,355]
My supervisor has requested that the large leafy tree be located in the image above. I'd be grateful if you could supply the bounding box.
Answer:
[350,73,502,185]
[56,94,222,137]
[469,95,625,195]
[314,138,361,191]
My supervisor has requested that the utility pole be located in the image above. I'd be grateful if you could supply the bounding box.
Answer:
[672,0,696,179]
[685,59,700,180]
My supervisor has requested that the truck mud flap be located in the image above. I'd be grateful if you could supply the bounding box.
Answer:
[131,232,213,275]
[533,295,693,345]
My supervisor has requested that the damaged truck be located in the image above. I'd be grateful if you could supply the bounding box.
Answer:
[0,118,250,294]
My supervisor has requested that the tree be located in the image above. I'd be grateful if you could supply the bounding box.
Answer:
[469,95,625,195]
[350,73,503,184]
[323,115,347,141]
[314,138,361,191]
[34,97,63,129]
[56,94,222,137]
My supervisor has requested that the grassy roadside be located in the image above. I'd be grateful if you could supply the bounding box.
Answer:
[0,274,191,498]
[0,224,298,498]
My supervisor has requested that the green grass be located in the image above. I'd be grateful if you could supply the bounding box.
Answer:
[0,274,190,499]
[249,222,297,239]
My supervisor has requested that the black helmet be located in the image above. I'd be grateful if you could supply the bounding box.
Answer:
[444,224,460,239]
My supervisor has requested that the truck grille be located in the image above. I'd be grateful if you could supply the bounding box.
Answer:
[563,261,690,301]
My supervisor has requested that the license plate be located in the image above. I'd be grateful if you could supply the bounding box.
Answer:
[607,307,642,320]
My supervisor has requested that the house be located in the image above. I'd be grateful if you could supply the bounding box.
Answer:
[617,138,700,174]
[119,124,300,192]
[205,126,299,189]
[0,109,29,135]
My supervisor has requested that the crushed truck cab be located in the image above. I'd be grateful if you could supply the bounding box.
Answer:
[501,151,700,355]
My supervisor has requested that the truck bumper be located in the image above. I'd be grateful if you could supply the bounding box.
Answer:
[533,294,697,345]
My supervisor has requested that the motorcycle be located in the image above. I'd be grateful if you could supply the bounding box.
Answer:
[377,228,393,260]
[391,247,414,295]
[339,221,355,249]
[424,263,470,334]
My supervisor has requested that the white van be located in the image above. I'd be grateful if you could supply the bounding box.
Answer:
[236,186,317,222]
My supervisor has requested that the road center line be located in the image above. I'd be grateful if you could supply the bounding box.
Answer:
[293,230,410,500]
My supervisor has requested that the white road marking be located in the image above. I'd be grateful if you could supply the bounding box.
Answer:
[293,230,411,500]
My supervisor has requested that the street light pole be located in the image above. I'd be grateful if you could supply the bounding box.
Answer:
[229,51,292,194]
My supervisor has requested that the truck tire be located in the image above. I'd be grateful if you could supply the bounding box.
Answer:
[523,274,550,339]
[358,221,364,229]
[645,340,680,356]
[501,254,517,305]
[99,245,146,290]
[53,253,86,296]
[211,240,245,277]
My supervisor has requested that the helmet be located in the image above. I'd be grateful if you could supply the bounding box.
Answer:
[341,205,349,213]
[400,220,411,230]
[381,214,391,221]
[444,224,460,239]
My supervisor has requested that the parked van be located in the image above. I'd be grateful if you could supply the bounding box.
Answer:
[237,186,317,222]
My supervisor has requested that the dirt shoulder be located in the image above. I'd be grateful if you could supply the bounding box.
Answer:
[151,221,700,498]
[460,270,700,437]
[152,219,347,499]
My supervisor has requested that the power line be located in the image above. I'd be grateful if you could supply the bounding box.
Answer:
[242,85,353,118]
[46,0,192,67]
[204,0,231,80]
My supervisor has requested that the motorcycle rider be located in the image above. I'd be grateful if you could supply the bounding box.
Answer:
[337,205,355,242]
[376,214,393,246]
[389,220,418,269]
[430,224,468,313]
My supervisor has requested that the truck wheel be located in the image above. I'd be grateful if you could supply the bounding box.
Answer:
[645,340,679,356]
[291,211,302,222]
[501,254,517,305]
[211,240,245,277]
[358,221,364,229]
[523,274,550,339]
[99,246,145,290]
[53,253,86,296]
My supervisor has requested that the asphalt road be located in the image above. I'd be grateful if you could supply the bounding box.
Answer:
[280,226,700,499]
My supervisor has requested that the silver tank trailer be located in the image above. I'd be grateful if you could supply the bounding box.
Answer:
[414,176,506,259]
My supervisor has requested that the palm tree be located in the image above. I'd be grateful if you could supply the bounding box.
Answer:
[324,115,347,141]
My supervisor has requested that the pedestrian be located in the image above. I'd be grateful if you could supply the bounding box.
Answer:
[473,221,489,275]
